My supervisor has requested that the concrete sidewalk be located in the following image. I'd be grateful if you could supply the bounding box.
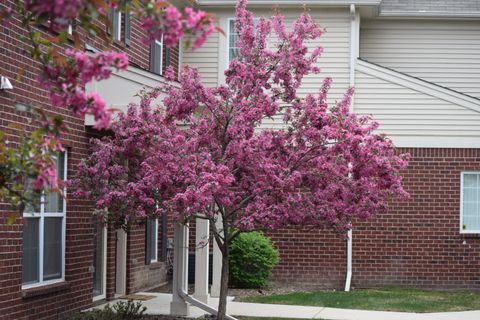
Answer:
[97,292,480,320]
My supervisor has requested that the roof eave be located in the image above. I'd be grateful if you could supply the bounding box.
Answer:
[196,0,382,7]
[379,11,480,18]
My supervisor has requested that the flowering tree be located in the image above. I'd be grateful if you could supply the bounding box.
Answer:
[72,1,409,318]
[0,0,215,217]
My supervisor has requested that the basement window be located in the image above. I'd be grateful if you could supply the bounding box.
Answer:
[460,172,480,233]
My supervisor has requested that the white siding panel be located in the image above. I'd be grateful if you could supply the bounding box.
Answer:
[182,7,351,96]
[181,28,219,87]
[360,19,480,98]
[355,71,480,141]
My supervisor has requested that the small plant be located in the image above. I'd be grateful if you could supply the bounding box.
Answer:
[229,231,280,288]
[73,300,146,320]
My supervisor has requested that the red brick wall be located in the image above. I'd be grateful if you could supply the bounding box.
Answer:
[0,2,175,318]
[126,223,168,294]
[269,148,480,290]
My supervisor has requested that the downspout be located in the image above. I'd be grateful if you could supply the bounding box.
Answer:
[172,223,238,320]
[345,3,357,292]
[344,229,352,291]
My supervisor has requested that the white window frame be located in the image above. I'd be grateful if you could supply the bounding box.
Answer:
[155,35,164,76]
[115,10,122,41]
[227,17,260,66]
[460,172,480,234]
[22,152,67,289]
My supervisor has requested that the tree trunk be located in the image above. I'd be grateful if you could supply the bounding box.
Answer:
[217,242,229,320]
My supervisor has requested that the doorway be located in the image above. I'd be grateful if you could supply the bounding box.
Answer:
[92,223,106,301]
[115,229,127,296]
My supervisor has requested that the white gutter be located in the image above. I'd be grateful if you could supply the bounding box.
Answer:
[378,11,480,18]
[345,229,353,291]
[349,3,356,111]
[345,4,356,292]
[197,0,381,7]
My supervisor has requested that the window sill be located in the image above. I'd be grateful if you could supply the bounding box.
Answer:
[113,39,126,49]
[22,281,70,299]
[460,233,480,238]
[149,261,164,270]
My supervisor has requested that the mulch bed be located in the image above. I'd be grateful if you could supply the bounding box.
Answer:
[149,279,325,301]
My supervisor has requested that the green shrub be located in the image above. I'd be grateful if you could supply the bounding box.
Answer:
[229,231,280,288]
[73,300,146,320]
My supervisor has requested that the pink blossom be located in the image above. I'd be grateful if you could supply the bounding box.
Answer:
[73,0,408,234]
[39,50,128,129]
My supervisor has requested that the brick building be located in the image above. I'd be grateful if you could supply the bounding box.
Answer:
[2,0,480,319]
[0,1,180,319]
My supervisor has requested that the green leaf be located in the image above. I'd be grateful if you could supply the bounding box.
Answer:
[6,213,17,225]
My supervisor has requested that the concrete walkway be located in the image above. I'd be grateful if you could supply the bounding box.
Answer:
[97,292,480,320]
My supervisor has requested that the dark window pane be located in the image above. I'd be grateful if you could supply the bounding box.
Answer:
[22,219,39,285]
[43,217,63,280]
[149,220,157,261]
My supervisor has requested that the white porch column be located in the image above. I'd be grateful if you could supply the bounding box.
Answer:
[170,223,190,316]
[194,218,210,303]
[210,216,223,297]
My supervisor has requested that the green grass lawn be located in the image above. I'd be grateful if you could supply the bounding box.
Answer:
[241,286,480,313]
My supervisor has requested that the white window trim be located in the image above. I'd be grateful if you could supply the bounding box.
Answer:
[227,17,260,67]
[150,219,158,263]
[22,152,67,289]
[227,17,238,66]
[460,171,480,234]
[115,10,122,41]
[155,35,164,76]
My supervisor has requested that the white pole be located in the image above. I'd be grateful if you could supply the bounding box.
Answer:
[211,216,223,297]
[171,223,190,315]
[194,218,210,303]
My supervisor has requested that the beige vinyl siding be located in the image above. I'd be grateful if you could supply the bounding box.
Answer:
[181,26,219,87]
[360,19,480,99]
[259,7,351,129]
[355,70,480,139]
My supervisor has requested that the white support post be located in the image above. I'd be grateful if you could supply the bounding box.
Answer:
[210,216,223,297]
[171,223,190,316]
[194,218,210,303]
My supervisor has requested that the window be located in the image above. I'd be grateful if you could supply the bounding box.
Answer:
[108,9,132,43]
[228,18,259,63]
[150,36,164,75]
[228,19,240,63]
[22,152,67,287]
[111,9,122,41]
[461,172,480,233]
[145,219,158,264]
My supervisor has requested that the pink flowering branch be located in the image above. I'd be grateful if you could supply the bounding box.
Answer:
[0,0,217,216]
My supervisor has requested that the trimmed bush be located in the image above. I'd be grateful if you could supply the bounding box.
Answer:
[229,231,280,288]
